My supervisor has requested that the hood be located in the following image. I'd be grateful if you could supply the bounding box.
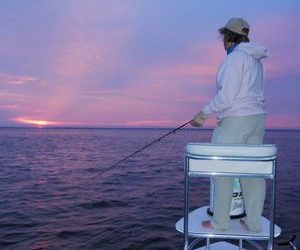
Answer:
[236,42,268,60]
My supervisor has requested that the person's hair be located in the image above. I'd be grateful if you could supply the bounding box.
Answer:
[218,27,250,44]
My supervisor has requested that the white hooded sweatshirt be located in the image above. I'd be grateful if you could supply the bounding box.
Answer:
[202,42,268,119]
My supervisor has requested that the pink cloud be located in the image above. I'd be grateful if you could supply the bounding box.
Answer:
[252,15,300,79]
[48,2,136,79]
[61,39,223,127]
[60,42,219,124]
[50,40,123,77]
[124,119,177,127]
[114,40,223,104]
[0,92,27,99]
[0,72,39,85]
[142,62,216,86]
[0,104,18,110]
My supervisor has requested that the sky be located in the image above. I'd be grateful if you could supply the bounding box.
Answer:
[0,0,300,128]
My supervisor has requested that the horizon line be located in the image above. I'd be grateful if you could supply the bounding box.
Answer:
[1,126,300,131]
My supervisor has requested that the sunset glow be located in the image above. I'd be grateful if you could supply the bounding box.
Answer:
[0,1,299,128]
[14,118,61,127]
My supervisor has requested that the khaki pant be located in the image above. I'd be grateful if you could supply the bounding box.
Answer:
[211,114,266,232]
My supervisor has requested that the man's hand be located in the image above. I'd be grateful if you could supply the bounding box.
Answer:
[190,111,208,127]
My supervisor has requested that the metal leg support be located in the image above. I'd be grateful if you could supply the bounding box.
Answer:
[239,239,243,250]
[268,161,277,250]
[184,157,189,250]
[206,238,210,250]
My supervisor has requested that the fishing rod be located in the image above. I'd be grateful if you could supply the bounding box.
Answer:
[91,119,192,181]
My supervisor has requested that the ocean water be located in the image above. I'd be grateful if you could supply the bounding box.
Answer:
[0,128,299,250]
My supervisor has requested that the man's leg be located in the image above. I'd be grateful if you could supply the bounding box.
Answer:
[240,178,266,232]
[240,114,266,232]
[209,117,245,230]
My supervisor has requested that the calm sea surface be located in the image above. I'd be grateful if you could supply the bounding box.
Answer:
[0,128,299,250]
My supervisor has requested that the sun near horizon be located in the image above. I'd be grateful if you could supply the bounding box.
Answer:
[13,118,62,128]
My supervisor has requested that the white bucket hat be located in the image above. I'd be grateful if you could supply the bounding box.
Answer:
[221,17,250,36]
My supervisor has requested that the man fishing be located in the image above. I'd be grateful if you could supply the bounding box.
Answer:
[191,17,268,232]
